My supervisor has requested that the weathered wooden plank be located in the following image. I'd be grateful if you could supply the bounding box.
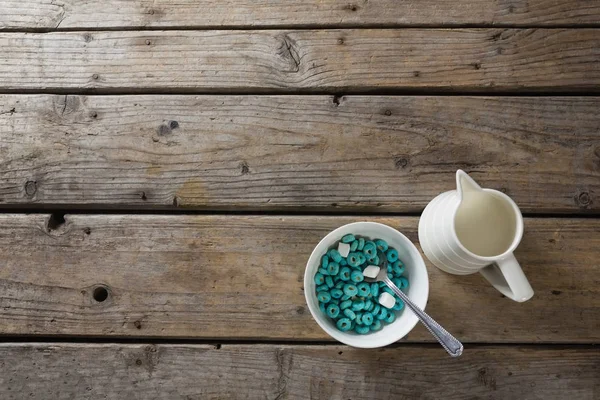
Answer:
[0,214,597,342]
[0,343,598,400]
[1,29,599,92]
[1,95,598,212]
[2,0,600,30]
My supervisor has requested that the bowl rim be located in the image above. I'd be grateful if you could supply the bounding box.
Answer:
[304,221,429,348]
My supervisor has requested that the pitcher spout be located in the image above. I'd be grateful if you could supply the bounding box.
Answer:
[456,170,482,200]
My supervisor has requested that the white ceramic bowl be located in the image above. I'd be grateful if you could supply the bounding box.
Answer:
[304,222,429,348]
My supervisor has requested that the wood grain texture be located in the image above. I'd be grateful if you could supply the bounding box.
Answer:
[2,0,600,30]
[0,214,597,342]
[1,29,599,92]
[1,95,599,212]
[0,343,598,400]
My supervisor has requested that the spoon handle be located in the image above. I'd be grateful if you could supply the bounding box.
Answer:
[383,277,463,357]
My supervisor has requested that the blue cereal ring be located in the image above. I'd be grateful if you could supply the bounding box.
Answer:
[355,325,370,334]
[319,302,326,314]
[375,239,388,252]
[386,248,399,263]
[330,288,343,299]
[362,312,374,326]
[340,300,352,310]
[317,291,331,303]
[351,299,365,311]
[335,280,344,289]
[357,282,370,297]
[357,238,365,251]
[355,312,363,325]
[399,277,409,288]
[363,241,377,258]
[350,240,358,252]
[364,299,374,311]
[370,319,382,331]
[343,309,356,320]
[314,273,325,285]
[392,299,404,311]
[385,311,396,323]
[376,308,388,320]
[343,284,358,297]
[342,234,356,243]
[350,270,364,283]
[325,276,334,288]
[392,260,405,276]
[336,318,352,331]
[321,255,329,268]
[339,267,351,281]
[328,249,342,263]
[339,258,347,266]
[341,294,351,301]
[318,268,329,276]
[357,253,367,266]
[347,252,361,267]
[316,284,329,293]
[372,304,381,316]
[370,283,380,297]
[367,255,380,266]
[329,298,340,305]
[393,278,403,289]
[326,303,340,318]
[327,262,340,276]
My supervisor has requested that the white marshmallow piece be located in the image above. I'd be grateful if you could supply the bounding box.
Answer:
[337,242,350,258]
[378,292,396,309]
[362,265,380,279]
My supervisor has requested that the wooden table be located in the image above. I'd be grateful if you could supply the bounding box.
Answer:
[1,1,599,398]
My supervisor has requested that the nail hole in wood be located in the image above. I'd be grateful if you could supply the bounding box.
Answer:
[93,286,109,302]
[46,213,66,232]
[240,161,250,175]
[575,191,591,208]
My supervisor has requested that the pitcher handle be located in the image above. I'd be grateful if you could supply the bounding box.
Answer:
[479,254,534,302]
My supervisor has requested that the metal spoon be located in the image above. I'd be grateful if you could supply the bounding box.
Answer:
[364,251,463,357]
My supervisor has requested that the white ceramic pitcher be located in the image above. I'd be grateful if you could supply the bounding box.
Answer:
[418,170,534,302]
